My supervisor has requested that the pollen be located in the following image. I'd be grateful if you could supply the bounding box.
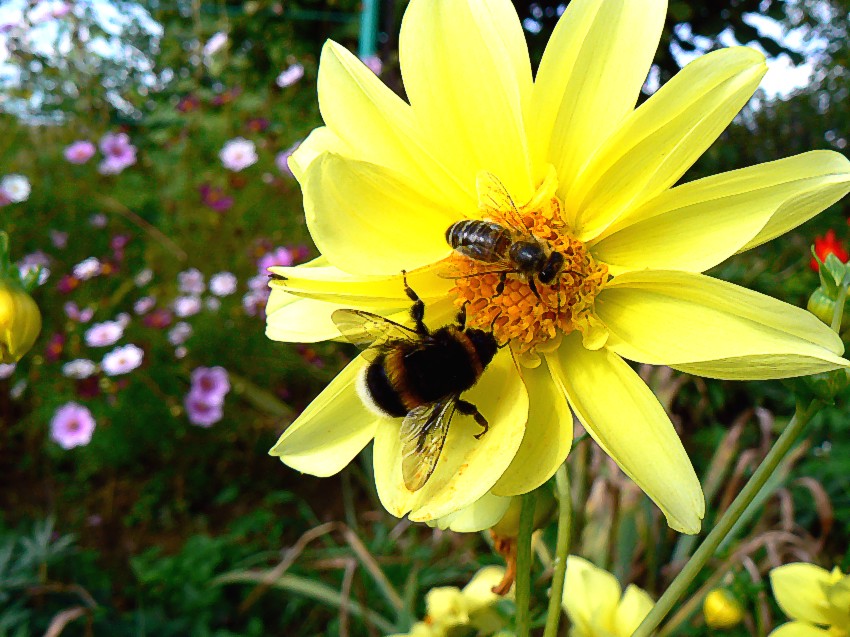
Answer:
[448,172,609,355]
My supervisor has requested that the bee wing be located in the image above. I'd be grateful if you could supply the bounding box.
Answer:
[399,398,457,491]
[477,172,524,230]
[436,260,515,281]
[332,309,419,357]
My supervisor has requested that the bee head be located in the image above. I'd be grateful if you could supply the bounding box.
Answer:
[538,251,565,284]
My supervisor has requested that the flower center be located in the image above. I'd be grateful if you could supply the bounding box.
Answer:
[448,169,609,356]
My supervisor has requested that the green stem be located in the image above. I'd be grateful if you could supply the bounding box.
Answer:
[830,271,850,332]
[515,490,537,637]
[631,399,822,637]
[543,465,572,637]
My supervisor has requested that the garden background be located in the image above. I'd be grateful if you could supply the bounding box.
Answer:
[2,0,850,635]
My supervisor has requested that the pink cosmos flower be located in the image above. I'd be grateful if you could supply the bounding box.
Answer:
[84,321,124,347]
[209,272,237,296]
[64,140,96,164]
[190,366,230,401]
[177,268,205,295]
[101,344,144,376]
[98,132,137,174]
[276,63,305,88]
[50,402,96,449]
[199,183,234,212]
[184,391,224,427]
[220,138,257,172]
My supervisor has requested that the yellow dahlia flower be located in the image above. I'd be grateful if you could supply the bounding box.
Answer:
[267,0,850,534]
[561,556,654,637]
[769,563,850,637]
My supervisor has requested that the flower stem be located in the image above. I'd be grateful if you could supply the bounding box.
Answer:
[631,399,822,637]
[830,271,850,332]
[515,490,537,637]
[543,464,571,637]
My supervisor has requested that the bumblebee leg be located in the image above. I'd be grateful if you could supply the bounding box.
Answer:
[402,270,428,335]
[457,400,489,438]
[529,278,541,301]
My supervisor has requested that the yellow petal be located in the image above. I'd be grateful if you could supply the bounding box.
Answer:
[739,151,850,252]
[770,563,834,626]
[430,492,512,533]
[265,262,433,343]
[591,152,850,274]
[266,288,461,344]
[555,334,704,533]
[562,556,621,633]
[463,565,510,609]
[289,126,348,182]
[317,41,473,211]
[373,349,529,521]
[399,0,534,202]
[769,623,831,637]
[302,153,457,274]
[269,357,378,476]
[597,270,848,379]
[267,262,453,306]
[492,354,572,496]
[530,0,666,198]
[613,585,655,636]
[569,47,767,241]
[266,291,346,343]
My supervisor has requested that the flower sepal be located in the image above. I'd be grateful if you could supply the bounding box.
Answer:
[784,368,850,403]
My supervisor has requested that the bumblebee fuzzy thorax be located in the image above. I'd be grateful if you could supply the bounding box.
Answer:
[450,172,609,355]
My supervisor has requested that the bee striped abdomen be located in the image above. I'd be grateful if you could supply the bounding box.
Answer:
[446,220,511,262]
[360,352,408,418]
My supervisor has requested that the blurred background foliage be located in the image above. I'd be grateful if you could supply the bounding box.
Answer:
[2,0,850,634]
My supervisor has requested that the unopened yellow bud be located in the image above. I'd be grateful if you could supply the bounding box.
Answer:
[703,589,744,629]
[489,490,556,539]
[425,586,468,628]
[0,277,41,363]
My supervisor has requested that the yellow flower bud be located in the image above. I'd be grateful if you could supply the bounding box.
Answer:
[0,277,41,363]
[489,490,556,539]
[425,586,468,628]
[703,589,744,629]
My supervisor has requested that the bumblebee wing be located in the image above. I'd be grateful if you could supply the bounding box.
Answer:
[399,398,457,491]
[477,172,524,229]
[332,309,419,355]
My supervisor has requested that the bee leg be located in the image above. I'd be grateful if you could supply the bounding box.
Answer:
[457,400,489,438]
[496,273,507,296]
[401,269,429,336]
[529,278,542,301]
[456,299,470,329]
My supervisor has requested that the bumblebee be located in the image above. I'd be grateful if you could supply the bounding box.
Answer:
[333,274,498,491]
[445,173,568,299]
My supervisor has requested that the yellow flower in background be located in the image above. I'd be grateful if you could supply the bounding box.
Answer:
[769,563,850,637]
[267,0,850,533]
[0,276,41,364]
[562,556,653,637]
[703,589,745,629]
[390,566,509,637]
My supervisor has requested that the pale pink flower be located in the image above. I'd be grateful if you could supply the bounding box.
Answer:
[50,402,96,449]
[219,138,257,172]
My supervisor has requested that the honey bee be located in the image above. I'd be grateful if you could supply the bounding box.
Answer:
[333,274,499,491]
[445,173,568,299]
